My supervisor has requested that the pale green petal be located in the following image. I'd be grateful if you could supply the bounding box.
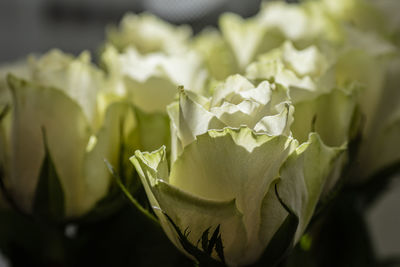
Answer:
[345,26,397,57]
[125,76,177,114]
[166,101,180,165]
[0,60,30,106]
[29,50,103,128]
[356,56,400,180]
[134,109,170,152]
[280,42,329,78]
[246,59,326,103]
[106,47,207,113]
[245,43,335,103]
[210,100,262,128]
[323,0,400,40]
[254,103,294,136]
[167,90,217,164]
[291,88,357,147]
[171,75,294,158]
[131,147,247,266]
[174,90,224,148]
[256,1,310,41]
[358,111,400,179]
[278,133,344,242]
[192,28,239,80]
[106,12,192,54]
[0,61,29,179]
[169,127,294,264]
[373,56,400,126]
[211,74,255,107]
[256,1,342,46]
[335,49,385,134]
[8,75,91,217]
[82,102,134,215]
[100,45,127,98]
[220,13,268,70]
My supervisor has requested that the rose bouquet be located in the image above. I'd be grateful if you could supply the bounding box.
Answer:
[0,0,399,266]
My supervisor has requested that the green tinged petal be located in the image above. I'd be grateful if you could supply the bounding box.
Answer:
[291,88,357,147]
[0,60,29,107]
[8,75,91,217]
[192,28,239,80]
[106,12,192,54]
[131,146,247,266]
[29,50,104,129]
[168,75,294,164]
[334,49,386,134]
[0,61,28,181]
[246,42,357,147]
[220,13,269,70]
[168,128,294,264]
[278,133,345,242]
[82,102,134,214]
[101,46,207,114]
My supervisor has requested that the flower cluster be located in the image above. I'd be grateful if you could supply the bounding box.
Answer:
[0,0,399,266]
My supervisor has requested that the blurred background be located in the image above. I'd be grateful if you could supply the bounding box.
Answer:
[0,0,398,265]
[0,0,262,62]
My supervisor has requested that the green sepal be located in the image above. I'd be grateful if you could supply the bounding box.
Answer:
[251,184,299,267]
[33,129,65,222]
[163,212,226,267]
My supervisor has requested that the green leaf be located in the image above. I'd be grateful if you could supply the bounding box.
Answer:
[252,184,299,267]
[33,129,65,222]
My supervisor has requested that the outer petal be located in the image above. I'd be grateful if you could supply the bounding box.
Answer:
[211,75,255,107]
[354,55,400,180]
[172,90,224,150]
[253,103,294,136]
[166,101,182,165]
[245,43,335,102]
[256,1,342,45]
[335,49,386,135]
[29,50,103,128]
[0,60,30,107]
[131,146,247,266]
[115,48,178,113]
[192,28,239,80]
[291,88,357,147]
[103,47,207,113]
[168,127,295,264]
[0,61,30,180]
[106,12,192,54]
[81,102,135,215]
[8,75,91,217]
[220,13,269,70]
[358,111,400,179]
[277,133,345,242]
